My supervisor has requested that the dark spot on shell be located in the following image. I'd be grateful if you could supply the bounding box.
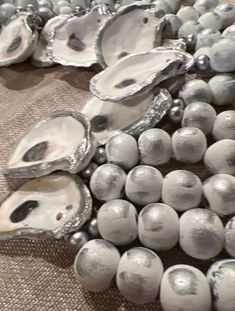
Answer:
[56,212,63,221]
[67,33,86,51]
[10,200,39,223]
[90,115,108,132]
[22,141,48,162]
[118,52,129,59]
[7,36,22,53]
[66,204,73,210]
[143,17,148,24]
[168,268,198,295]
[115,79,136,89]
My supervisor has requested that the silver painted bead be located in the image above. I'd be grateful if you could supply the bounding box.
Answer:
[214,3,235,29]
[0,3,15,24]
[116,247,164,304]
[138,129,172,166]
[97,199,138,245]
[225,217,235,257]
[194,54,211,72]
[178,21,203,38]
[90,163,126,201]
[177,6,199,24]
[162,170,202,211]
[74,239,120,292]
[172,127,207,163]
[180,208,224,259]
[161,265,212,311]
[38,0,52,9]
[203,174,235,216]
[209,74,235,106]
[138,203,179,251]
[81,162,98,180]
[125,165,163,206]
[196,28,221,50]
[87,218,99,238]
[204,139,235,175]
[38,7,54,21]
[182,102,216,135]
[94,147,107,165]
[172,98,185,109]
[210,38,235,73]
[185,34,197,51]
[67,231,90,254]
[212,111,235,141]
[194,47,211,59]
[168,106,184,124]
[179,79,211,105]
[198,12,222,30]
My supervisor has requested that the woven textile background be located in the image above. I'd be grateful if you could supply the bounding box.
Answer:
[0,1,234,310]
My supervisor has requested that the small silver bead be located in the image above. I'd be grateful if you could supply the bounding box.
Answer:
[168,106,184,124]
[87,218,99,238]
[38,7,54,21]
[67,231,90,254]
[26,3,35,11]
[195,54,211,71]
[185,34,197,50]
[172,98,185,109]
[94,147,107,165]
[81,162,98,180]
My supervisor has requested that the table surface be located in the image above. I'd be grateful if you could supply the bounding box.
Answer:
[0,1,234,310]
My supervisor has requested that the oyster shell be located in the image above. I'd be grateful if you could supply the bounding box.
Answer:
[96,3,166,67]
[90,47,194,102]
[5,111,97,178]
[81,88,172,145]
[0,14,38,67]
[163,39,187,51]
[47,6,109,67]
[0,173,92,240]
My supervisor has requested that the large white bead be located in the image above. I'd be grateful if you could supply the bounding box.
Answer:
[210,38,235,73]
[225,218,235,258]
[212,111,235,140]
[209,74,235,106]
[179,79,211,105]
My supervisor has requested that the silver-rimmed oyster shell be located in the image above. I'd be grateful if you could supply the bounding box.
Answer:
[5,111,97,178]
[0,173,92,240]
[0,13,38,67]
[96,3,166,68]
[90,47,194,102]
[47,6,109,67]
[81,88,172,145]
[163,39,187,51]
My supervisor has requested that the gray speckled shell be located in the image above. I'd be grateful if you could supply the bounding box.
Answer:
[0,173,92,240]
[5,111,96,178]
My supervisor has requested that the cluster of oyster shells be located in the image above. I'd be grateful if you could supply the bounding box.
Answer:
[0,1,195,240]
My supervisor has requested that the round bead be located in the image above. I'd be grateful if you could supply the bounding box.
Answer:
[90,163,126,201]
[198,12,222,30]
[138,203,179,251]
[94,147,107,165]
[162,170,202,211]
[203,174,235,216]
[70,0,89,9]
[0,3,15,23]
[163,14,182,39]
[138,129,171,166]
[196,28,221,50]
[81,162,98,180]
[125,165,163,206]
[194,47,211,59]
[210,38,235,73]
[74,239,120,292]
[212,111,235,141]
[116,247,164,304]
[179,79,211,105]
[59,6,73,14]
[178,21,203,38]
[185,34,197,50]
[105,133,139,170]
[38,0,52,9]
[207,259,235,311]
[168,106,184,124]
[209,74,235,106]
[204,139,235,175]
[172,98,185,109]
[182,102,217,135]
[214,3,235,29]
[225,218,235,257]
[67,231,89,254]
[161,265,212,311]
[87,218,99,238]
[222,24,235,39]
[97,199,138,245]
[177,6,199,24]
[194,54,211,72]
[179,208,224,259]
[15,0,37,9]
[172,127,207,163]
[193,0,218,15]
[38,7,54,22]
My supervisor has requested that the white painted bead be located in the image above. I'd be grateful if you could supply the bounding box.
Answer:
[138,203,179,251]
[97,199,138,246]
[182,102,217,135]
[209,74,235,106]
[59,6,72,14]
[106,133,139,170]
[162,170,202,211]
[198,12,222,30]
[212,111,235,141]
[116,247,164,304]
[196,28,221,50]
[0,3,15,23]
[203,174,235,216]
[222,24,235,39]
[179,208,224,259]
[178,20,203,38]
[204,139,235,175]
[214,3,235,29]
[193,0,218,15]
[15,0,37,8]
[207,259,235,311]
[38,0,52,9]
[125,165,163,206]
[90,164,126,201]
[210,38,235,73]
[225,218,235,257]
[172,127,207,163]
[179,79,211,105]
[74,239,120,292]
[161,265,212,311]
[138,129,171,166]
[194,47,211,59]
[177,6,199,24]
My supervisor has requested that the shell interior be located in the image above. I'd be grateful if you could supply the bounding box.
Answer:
[5,111,96,178]
[90,47,194,102]
[0,173,92,239]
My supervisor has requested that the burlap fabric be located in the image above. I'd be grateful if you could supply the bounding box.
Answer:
[0,1,234,309]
